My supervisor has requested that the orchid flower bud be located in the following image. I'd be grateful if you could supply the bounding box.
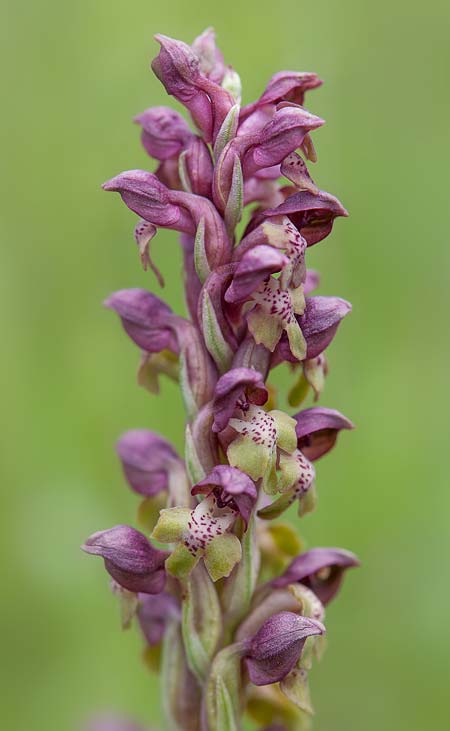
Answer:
[191,27,225,83]
[133,106,193,160]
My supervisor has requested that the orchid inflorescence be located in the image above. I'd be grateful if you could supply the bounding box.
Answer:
[82,28,359,731]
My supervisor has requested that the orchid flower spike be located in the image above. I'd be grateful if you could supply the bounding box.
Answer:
[84,28,357,731]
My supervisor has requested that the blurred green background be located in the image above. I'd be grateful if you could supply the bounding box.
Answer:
[1,0,449,729]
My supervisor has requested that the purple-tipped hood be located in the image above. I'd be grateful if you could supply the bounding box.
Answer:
[271,547,360,605]
[82,525,169,594]
[116,429,181,496]
[294,407,354,460]
[244,611,325,685]
[212,367,268,432]
[192,465,257,527]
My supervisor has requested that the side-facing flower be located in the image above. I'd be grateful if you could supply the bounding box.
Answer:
[243,611,325,686]
[116,429,182,497]
[273,295,352,366]
[294,406,354,460]
[134,106,193,160]
[82,525,169,594]
[271,547,360,605]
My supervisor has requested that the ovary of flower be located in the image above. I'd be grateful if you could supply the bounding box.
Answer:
[247,277,307,360]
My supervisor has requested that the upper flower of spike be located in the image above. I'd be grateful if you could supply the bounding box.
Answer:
[151,34,234,143]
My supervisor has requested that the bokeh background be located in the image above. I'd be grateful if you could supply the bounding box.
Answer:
[2,0,449,729]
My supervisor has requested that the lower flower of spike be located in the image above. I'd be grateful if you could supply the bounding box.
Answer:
[152,494,242,581]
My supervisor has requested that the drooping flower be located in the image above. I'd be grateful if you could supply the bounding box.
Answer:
[81,525,169,594]
[271,547,360,605]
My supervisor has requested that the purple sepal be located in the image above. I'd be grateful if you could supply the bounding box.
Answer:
[152,34,233,143]
[265,189,348,245]
[244,611,325,685]
[134,106,193,160]
[137,591,180,645]
[82,525,169,594]
[294,407,354,461]
[116,429,180,496]
[212,367,268,432]
[192,465,257,526]
[271,547,360,605]
[225,245,288,304]
[104,289,179,354]
[301,296,352,359]
[241,71,323,119]
[103,170,194,233]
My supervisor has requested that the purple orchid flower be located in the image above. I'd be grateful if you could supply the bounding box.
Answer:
[116,429,181,497]
[82,525,169,594]
[243,611,325,685]
[241,70,323,119]
[271,547,360,605]
[151,34,234,143]
[294,406,355,460]
[104,288,179,355]
[192,465,257,527]
[134,106,193,160]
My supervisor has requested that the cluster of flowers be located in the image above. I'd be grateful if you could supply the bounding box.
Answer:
[83,29,358,731]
